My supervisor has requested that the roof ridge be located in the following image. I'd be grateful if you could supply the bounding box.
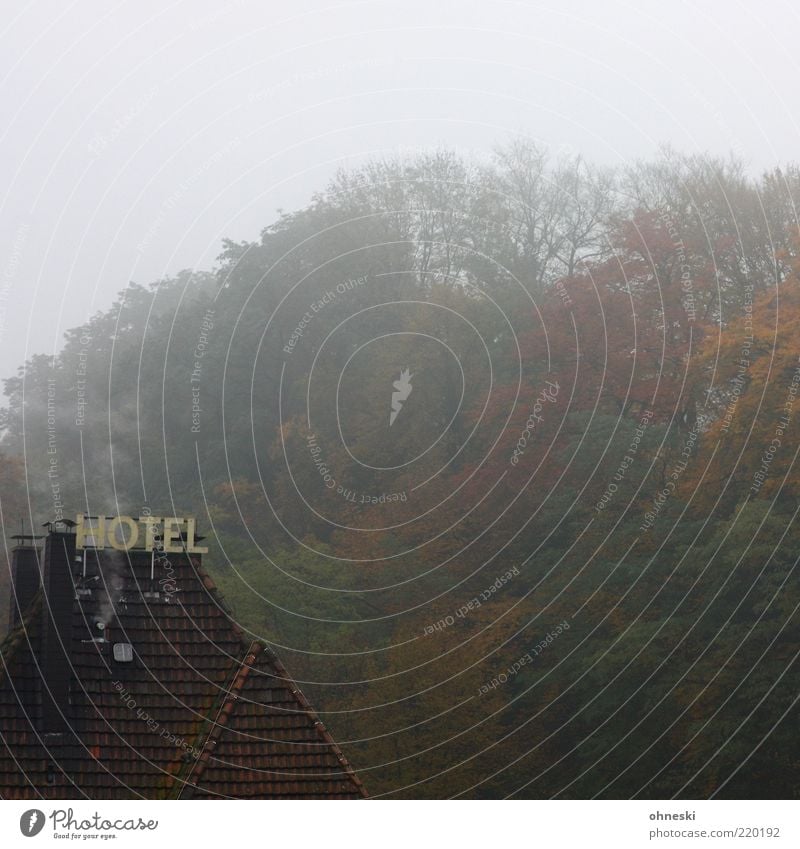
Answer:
[266,651,369,798]
[191,562,251,648]
[172,640,262,798]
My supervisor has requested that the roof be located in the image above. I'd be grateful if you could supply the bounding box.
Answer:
[0,537,367,799]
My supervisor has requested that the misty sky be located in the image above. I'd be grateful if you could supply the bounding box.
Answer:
[1,0,799,385]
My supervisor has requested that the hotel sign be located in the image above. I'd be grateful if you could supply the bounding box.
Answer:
[75,514,208,553]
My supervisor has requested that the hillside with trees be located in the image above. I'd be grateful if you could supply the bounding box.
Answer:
[2,143,799,798]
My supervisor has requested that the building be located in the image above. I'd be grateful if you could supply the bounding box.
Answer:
[0,516,367,799]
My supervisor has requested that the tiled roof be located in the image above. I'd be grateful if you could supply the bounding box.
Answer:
[0,535,366,799]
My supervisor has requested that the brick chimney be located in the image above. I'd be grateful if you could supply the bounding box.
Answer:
[7,536,42,632]
[39,529,77,733]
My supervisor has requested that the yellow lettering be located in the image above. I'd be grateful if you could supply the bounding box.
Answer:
[185,518,208,554]
[108,515,139,551]
[141,516,161,549]
[162,517,185,553]
[73,513,205,554]
[75,514,104,549]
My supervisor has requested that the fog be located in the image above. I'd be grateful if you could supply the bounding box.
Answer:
[1,0,798,384]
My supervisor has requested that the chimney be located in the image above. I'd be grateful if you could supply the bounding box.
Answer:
[40,528,77,733]
[7,536,42,632]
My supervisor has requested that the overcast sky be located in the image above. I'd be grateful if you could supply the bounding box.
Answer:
[1,0,799,385]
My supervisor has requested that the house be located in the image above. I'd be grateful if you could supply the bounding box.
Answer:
[0,517,367,799]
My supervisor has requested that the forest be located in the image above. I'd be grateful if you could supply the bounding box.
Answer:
[2,141,799,798]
